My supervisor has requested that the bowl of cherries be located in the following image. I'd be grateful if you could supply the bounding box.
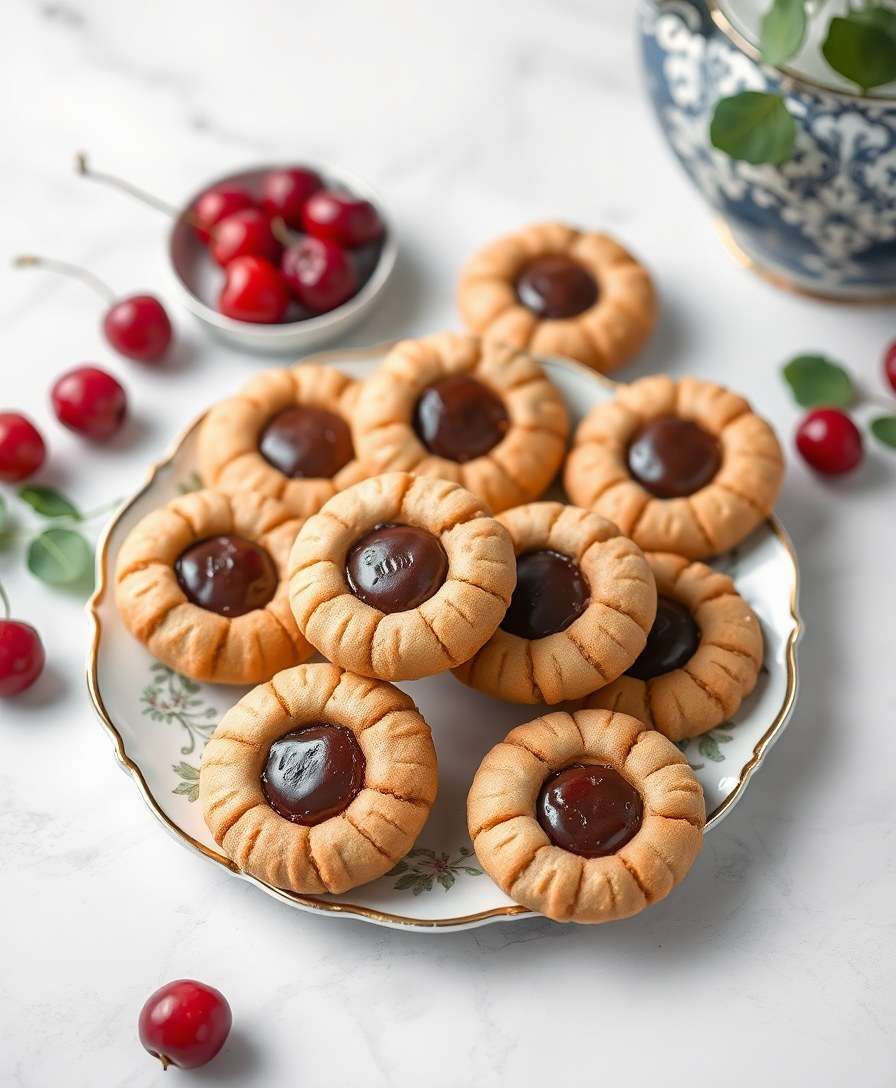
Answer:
[168,162,395,352]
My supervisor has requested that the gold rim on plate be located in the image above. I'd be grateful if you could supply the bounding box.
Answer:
[85,342,803,929]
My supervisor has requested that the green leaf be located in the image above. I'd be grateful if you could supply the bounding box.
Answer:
[760,0,807,65]
[172,761,200,780]
[710,92,796,165]
[870,416,896,448]
[389,860,409,876]
[0,494,6,533]
[394,873,419,891]
[782,354,854,407]
[822,15,896,93]
[437,871,455,892]
[850,6,896,41]
[698,734,724,763]
[26,527,92,585]
[462,867,483,877]
[17,485,81,520]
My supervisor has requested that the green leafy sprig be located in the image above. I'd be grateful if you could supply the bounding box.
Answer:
[781,352,896,449]
[0,485,119,590]
[710,2,896,164]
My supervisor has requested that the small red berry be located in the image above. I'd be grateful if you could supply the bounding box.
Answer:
[795,408,863,475]
[301,190,383,248]
[139,979,232,1071]
[0,413,46,482]
[103,295,173,363]
[884,340,896,395]
[219,256,289,323]
[193,184,255,243]
[261,167,322,228]
[210,208,281,268]
[281,236,358,313]
[51,367,127,440]
[0,619,45,697]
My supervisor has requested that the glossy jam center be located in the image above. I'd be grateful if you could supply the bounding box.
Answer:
[515,255,599,319]
[413,375,510,463]
[537,764,643,858]
[175,535,278,617]
[261,723,365,825]
[500,549,590,640]
[627,415,721,499]
[627,595,700,680]
[259,405,354,479]
[345,523,449,613]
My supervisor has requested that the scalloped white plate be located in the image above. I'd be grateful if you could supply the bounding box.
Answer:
[87,345,802,931]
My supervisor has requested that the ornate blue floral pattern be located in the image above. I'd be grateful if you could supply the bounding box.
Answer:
[639,0,896,297]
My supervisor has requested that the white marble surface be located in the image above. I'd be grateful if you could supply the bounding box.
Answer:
[2,2,894,1085]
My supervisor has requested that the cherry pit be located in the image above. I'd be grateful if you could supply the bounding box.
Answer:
[77,155,386,325]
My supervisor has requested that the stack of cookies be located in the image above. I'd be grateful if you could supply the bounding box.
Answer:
[115,325,784,925]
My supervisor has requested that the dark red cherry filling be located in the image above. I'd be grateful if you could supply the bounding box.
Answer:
[627,415,721,499]
[413,375,510,463]
[515,255,598,319]
[259,405,354,479]
[501,550,589,640]
[626,595,701,680]
[537,764,643,858]
[345,523,448,613]
[262,723,365,825]
[175,535,278,617]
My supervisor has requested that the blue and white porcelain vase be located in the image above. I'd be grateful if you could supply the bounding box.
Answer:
[639,0,896,301]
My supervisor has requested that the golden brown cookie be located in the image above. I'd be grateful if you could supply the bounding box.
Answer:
[584,552,763,741]
[564,375,785,559]
[468,709,705,924]
[457,221,657,373]
[198,364,369,518]
[116,488,311,685]
[288,472,516,681]
[352,331,569,514]
[452,503,656,704]
[200,663,438,896]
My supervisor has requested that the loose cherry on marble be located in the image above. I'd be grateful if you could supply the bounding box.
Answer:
[281,236,358,313]
[138,979,232,1071]
[209,207,281,268]
[0,584,45,698]
[0,413,46,482]
[193,182,256,243]
[884,340,896,396]
[51,366,127,440]
[301,189,384,248]
[14,255,173,363]
[261,166,322,228]
[219,255,290,323]
[795,408,864,476]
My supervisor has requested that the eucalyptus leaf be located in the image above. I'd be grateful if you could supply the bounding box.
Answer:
[760,0,808,65]
[17,484,81,520]
[846,5,896,42]
[26,527,92,585]
[822,15,896,93]
[782,354,854,407]
[870,416,896,449]
[710,92,796,164]
[0,494,6,533]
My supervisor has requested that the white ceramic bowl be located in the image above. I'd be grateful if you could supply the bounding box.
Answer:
[167,164,397,354]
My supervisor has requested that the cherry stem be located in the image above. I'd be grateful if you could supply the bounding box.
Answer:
[270,216,295,246]
[76,152,182,220]
[13,254,117,305]
[0,581,9,621]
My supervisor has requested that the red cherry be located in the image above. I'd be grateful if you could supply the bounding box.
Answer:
[102,295,172,363]
[301,190,383,248]
[261,167,322,228]
[0,413,46,482]
[884,340,896,395]
[0,618,45,697]
[193,184,255,243]
[219,256,289,323]
[51,366,127,440]
[281,236,358,313]
[138,979,232,1071]
[795,408,863,475]
[210,208,281,268]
